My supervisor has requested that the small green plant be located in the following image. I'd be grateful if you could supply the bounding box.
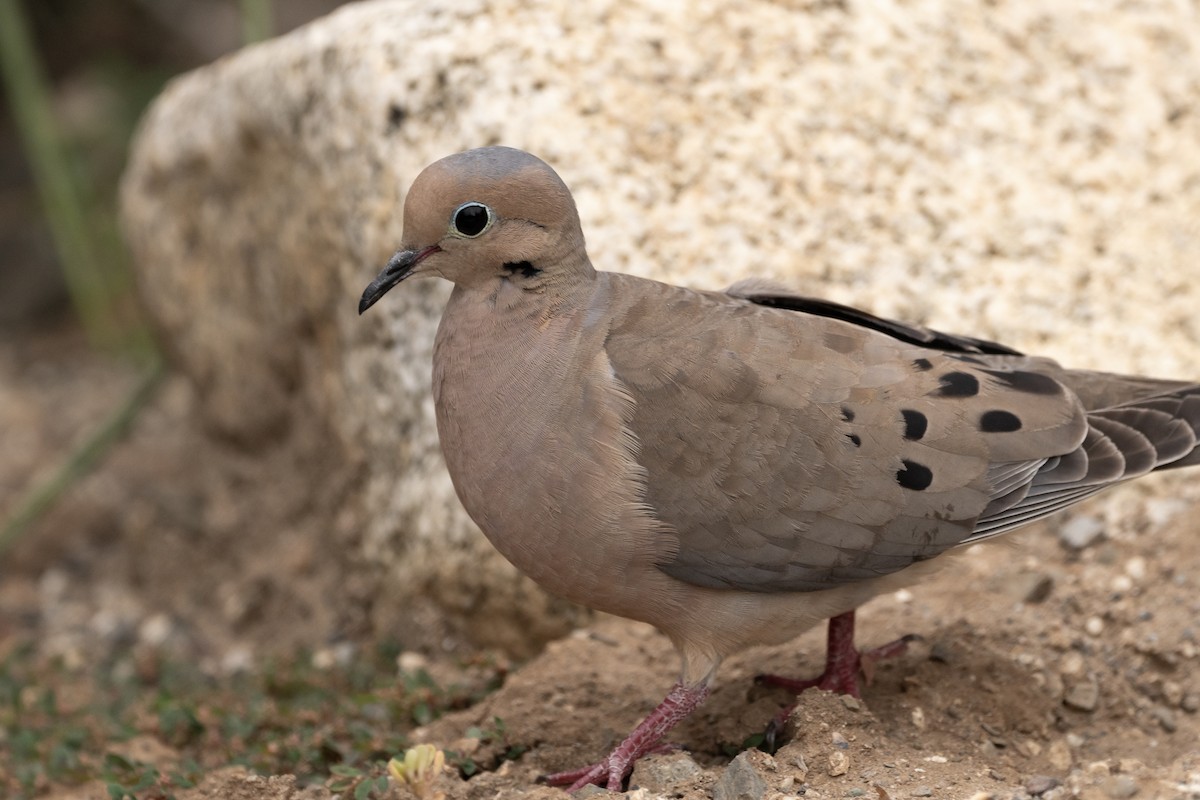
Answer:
[326,763,391,800]
[101,753,197,800]
[388,744,446,800]
[464,716,528,762]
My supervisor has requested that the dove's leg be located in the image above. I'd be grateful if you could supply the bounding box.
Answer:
[539,681,711,792]
[756,611,919,698]
[756,611,919,752]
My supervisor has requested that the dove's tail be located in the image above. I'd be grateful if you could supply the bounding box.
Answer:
[971,379,1200,539]
[1046,370,1200,472]
[1118,384,1200,471]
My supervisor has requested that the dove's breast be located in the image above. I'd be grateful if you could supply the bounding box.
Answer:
[431,279,686,624]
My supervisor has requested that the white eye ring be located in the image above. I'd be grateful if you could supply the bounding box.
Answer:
[451,202,494,238]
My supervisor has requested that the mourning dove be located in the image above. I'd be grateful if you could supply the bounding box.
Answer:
[359,147,1200,791]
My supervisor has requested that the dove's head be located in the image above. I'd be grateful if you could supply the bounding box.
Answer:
[359,147,591,313]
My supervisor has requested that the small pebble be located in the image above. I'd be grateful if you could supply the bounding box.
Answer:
[1024,775,1059,796]
[1085,617,1104,637]
[1103,774,1139,799]
[929,642,954,664]
[841,695,863,712]
[911,788,932,798]
[1124,556,1147,581]
[1047,739,1073,771]
[1058,515,1104,549]
[711,751,768,800]
[829,750,850,777]
[1063,676,1100,712]
[1151,706,1177,732]
[629,751,704,794]
[397,651,428,673]
[832,731,850,749]
[1010,572,1054,603]
[138,614,173,646]
[1059,651,1085,676]
[911,707,926,730]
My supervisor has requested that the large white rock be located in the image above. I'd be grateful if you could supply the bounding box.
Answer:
[120,0,1200,653]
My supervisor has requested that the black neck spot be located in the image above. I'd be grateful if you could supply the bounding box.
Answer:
[503,261,541,278]
[846,433,862,447]
[840,405,856,422]
[912,358,933,371]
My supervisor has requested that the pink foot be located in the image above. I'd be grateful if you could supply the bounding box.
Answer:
[539,682,710,792]
[755,611,920,750]
[756,610,919,698]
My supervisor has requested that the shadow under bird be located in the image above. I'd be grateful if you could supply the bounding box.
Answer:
[359,146,1200,791]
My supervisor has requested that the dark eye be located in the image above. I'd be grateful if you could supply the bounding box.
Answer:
[452,202,492,237]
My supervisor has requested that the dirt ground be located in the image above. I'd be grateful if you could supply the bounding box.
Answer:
[2,323,1199,800]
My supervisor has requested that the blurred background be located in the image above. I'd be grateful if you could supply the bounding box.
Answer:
[1,0,343,337]
[0,0,349,559]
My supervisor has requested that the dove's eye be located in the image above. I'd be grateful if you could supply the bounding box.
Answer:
[452,202,493,237]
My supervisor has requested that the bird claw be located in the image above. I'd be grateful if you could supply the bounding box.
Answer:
[537,743,683,792]
[538,756,629,792]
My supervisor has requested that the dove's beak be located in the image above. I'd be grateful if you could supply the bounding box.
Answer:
[358,245,442,314]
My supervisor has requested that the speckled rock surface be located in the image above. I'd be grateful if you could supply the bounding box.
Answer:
[120,0,1200,653]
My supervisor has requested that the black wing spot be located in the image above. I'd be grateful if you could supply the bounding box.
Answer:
[502,260,542,278]
[980,409,1023,432]
[841,405,855,422]
[933,371,980,398]
[984,369,1061,396]
[846,433,862,447]
[901,409,928,440]
[897,459,933,491]
[912,358,933,371]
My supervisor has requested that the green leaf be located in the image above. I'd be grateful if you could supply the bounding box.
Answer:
[104,752,137,773]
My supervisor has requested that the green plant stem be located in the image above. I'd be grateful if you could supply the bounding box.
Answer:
[240,0,273,44]
[0,0,115,346]
[0,357,164,555]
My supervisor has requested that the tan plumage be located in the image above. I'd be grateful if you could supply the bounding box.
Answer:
[359,147,1200,791]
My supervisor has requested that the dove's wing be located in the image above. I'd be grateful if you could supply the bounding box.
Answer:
[602,276,1199,593]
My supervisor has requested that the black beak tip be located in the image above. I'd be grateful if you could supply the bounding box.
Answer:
[357,291,377,315]
[358,246,437,315]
